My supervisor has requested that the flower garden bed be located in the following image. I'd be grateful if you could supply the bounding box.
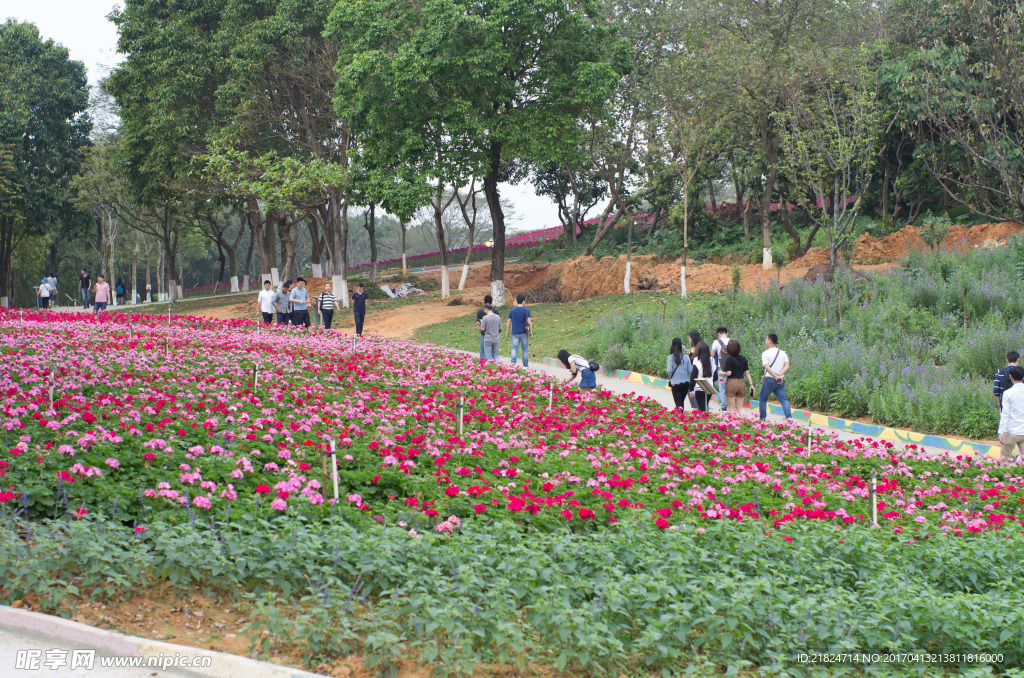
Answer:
[1,309,1023,674]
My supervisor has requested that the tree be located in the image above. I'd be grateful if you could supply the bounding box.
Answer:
[646,0,734,297]
[705,0,879,268]
[777,43,887,282]
[0,21,91,306]
[892,0,1024,221]
[330,0,627,304]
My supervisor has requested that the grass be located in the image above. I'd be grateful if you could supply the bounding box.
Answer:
[413,290,713,361]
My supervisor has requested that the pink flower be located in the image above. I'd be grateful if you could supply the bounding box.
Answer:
[271,498,287,510]
[105,458,120,469]
[192,496,211,509]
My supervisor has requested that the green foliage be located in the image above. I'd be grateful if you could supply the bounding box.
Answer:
[3,515,1024,675]
[919,213,952,250]
[0,20,91,300]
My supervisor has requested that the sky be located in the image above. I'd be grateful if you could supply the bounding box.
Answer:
[2,0,563,234]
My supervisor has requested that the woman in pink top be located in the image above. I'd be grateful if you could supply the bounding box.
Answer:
[92,275,111,314]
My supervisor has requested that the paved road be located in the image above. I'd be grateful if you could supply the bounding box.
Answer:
[0,627,189,677]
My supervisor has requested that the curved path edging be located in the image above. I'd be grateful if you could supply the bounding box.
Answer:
[539,357,1001,459]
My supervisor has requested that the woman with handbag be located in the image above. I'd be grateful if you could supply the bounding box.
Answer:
[689,342,714,413]
[721,340,756,414]
[666,337,692,410]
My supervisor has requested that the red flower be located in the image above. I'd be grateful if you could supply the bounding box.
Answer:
[277,490,289,500]
[655,517,670,529]
[255,484,271,494]
[560,509,573,520]
[474,504,487,514]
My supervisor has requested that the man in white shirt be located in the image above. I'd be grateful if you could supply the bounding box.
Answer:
[711,326,730,412]
[758,333,792,422]
[998,366,1024,460]
[255,280,275,324]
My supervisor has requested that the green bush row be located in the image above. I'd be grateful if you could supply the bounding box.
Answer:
[2,514,1023,676]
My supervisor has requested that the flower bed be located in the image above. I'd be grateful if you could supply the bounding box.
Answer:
[1,308,1023,538]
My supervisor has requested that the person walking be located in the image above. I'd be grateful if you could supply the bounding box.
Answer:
[480,305,502,360]
[557,349,597,391]
[721,339,756,414]
[115,279,126,306]
[289,278,311,327]
[92,275,111,314]
[37,280,51,309]
[43,274,57,309]
[79,269,91,309]
[476,294,496,359]
[505,294,532,366]
[994,351,1021,410]
[351,283,368,336]
[689,342,713,412]
[317,282,336,330]
[998,366,1024,461]
[666,337,692,410]
[711,327,730,412]
[256,280,275,324]
[758,333,792,421]
[272,281,292,325]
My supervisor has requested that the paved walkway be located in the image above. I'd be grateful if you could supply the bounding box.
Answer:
[479,352,953,455]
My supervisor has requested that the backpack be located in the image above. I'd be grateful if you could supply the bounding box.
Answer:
[587,359,600,372]
[116,284,125,295]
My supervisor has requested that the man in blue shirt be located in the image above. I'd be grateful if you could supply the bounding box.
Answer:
[505,294,533,366]
[289,278,311,327]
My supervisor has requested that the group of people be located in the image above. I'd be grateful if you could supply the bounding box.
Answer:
[35,274,58,309]
[37,269,117,314]
[73,269,127,312]
[256,279,368,334]
[476,294,533,365]
[663,327,791,421]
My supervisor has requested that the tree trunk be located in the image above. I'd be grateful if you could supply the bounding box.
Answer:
[308,218,323,278]
[0,215,14,306]
[707,177,717,213]
[363,204,378,282]
[681,185,689,298]
[432,185,451,299]
[331,200,350,308]
[278,218,296,282]
[400,218,407,274]
[242,211,255,290]
[779,197,802,256]
[760,118,778,269]
[130,232,140,303]
[156,247,164,301]
[483,141,506,305]
[624,214,632,294]
[248,198,278,285]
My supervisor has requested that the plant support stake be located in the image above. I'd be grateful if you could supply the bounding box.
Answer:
[871,474,878,527]
[548,386,553,412]
[252,364,259,391]
[807,425,812,452]
[330,439,339,503]
[457,396,464,436]
[49,372,55,411]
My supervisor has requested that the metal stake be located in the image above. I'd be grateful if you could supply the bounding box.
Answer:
[807,425,812,452]
[870,474,878,527]
[49,372,55,411]
[457,396,465,436]
[252,363,259,391]
[330,439,339,503]
[548,386,553,411]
